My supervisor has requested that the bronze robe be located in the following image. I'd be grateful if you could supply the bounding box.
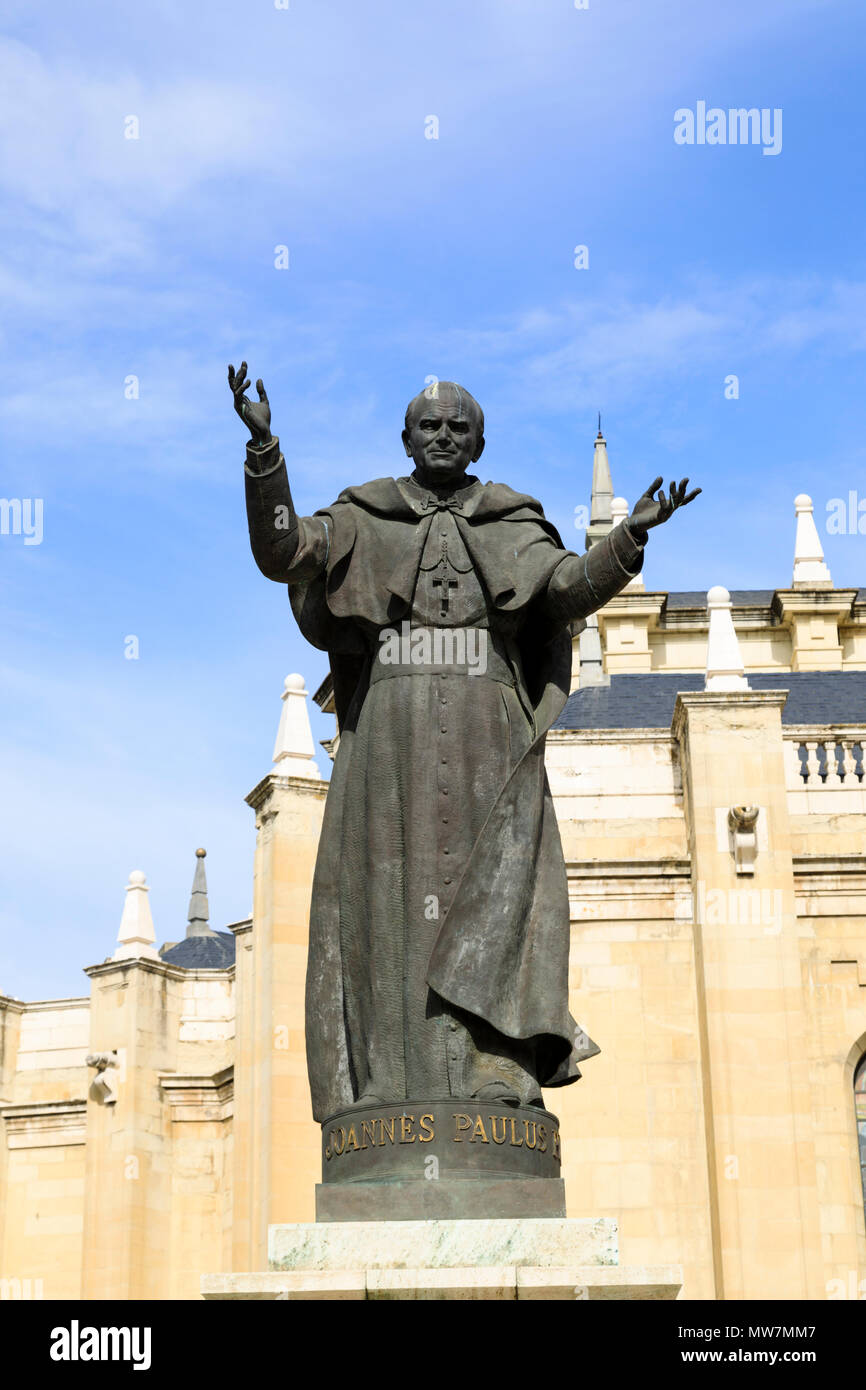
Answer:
[245,439,645,1121]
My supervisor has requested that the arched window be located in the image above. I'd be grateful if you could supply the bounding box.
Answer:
[856,1054,866,1225]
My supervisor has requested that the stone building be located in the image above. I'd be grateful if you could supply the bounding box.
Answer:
[1,431,864,1300]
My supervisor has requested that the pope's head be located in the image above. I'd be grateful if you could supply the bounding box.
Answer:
[402,381,485,485]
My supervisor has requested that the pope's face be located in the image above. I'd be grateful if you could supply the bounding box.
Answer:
[402,393,483,483]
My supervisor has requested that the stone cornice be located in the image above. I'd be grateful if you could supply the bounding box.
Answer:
[659,598,780,631]
[671,688,788,744]
[552,720,866,748]
[792,855,866,879]
[84,957,167,981]
[226,917,252,938]
[159,1066,233,1122]
[312,672,336,712]
[2,996,88,1013]
[85,958,234,983]
[772,589,859,621]
[245,771,329,813]
[783,723,866,738]
[567,859,691,881]
[597,592,666,620]
[1,1098,87,1148]
[547,727,672,744]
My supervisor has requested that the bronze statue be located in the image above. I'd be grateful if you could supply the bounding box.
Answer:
[230,365,699,1122]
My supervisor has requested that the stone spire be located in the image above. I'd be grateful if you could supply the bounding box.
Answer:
[579,421,616,687]
[705,586,750,691]
[611,496,645,592]
[272,674,322,779]
[792,494,832,588]
[585,420,614,550]
[186,848,216,938]
[114,870,161,962]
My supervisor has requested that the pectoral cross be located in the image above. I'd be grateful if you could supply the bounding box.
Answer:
[432,538,458,618]
[433,567,461,617]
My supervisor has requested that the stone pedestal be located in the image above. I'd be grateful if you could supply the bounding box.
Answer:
[201,1217,683,1300]
[316,1176,565,1221]
[204,1096,683,1299]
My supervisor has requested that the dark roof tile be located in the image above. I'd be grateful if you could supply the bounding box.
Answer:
[663,590,775,610]
[554,672,866,730]
[160,932,236,969]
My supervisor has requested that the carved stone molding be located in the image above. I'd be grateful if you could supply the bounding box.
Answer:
[1,1099,87,1149]
[158,1066,233,1123]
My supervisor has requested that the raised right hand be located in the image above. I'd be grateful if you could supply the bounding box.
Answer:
[228,361,272,446]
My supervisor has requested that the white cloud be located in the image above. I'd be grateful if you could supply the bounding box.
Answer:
[411,275,866,417]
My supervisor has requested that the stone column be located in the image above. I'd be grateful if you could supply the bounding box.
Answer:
[228,918,254,1267]
[80,957,176,1300]
[232,674,328,1271]
[672,688,824,1298]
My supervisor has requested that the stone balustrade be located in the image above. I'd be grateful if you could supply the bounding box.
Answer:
[785,727,866,811]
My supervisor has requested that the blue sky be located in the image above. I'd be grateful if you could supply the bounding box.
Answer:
[1,0,865,998]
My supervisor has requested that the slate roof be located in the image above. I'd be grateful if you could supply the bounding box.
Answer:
[662,589,866,610]
[663,590,776,610]
[554,672,866,731]
[160,932,236,969]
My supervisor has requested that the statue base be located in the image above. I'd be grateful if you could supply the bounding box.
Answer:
[316,1175,565,1221]
[202,1217,683,1300]
[318,1098,562,1220]
[200,1101,684,1299]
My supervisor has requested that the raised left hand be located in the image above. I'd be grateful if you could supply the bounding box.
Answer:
[228,361,272,447]
[628,476,701,534]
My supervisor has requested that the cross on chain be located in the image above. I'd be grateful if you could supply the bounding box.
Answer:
[432,537,458,617]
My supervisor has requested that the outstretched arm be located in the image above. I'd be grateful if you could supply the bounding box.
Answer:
[543,475,701,625]
[543,518,645,625]
[228,362,328,584]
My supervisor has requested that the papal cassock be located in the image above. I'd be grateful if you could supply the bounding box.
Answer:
[244,436,645,1121]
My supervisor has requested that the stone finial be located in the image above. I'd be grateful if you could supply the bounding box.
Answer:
[611,496,645,591]
[186,847,216,939]
[114,870,161,962]
[792,494,832,588]
[272,674,322,779]
[610,496,627,523]
[705,586,750,691]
